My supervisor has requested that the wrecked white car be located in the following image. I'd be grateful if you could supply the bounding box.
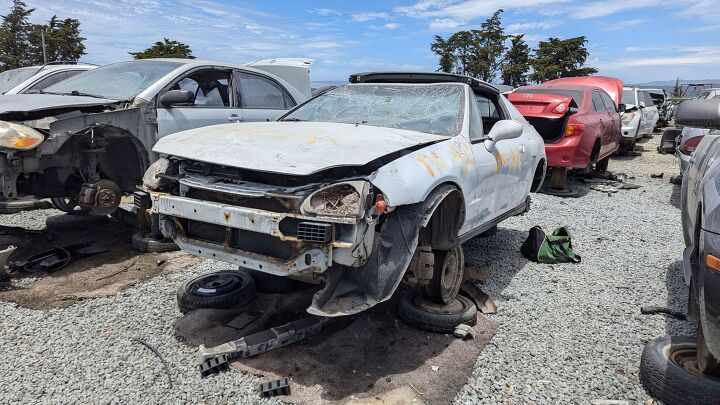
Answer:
[0,58,311,214]
[145,73,547,317]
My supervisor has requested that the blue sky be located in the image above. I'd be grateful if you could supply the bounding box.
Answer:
[21,0,720,84]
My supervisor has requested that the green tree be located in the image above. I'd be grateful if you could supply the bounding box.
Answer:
[469,9,506,82]
[671,78,682,98]
[501,34,530,87]
[0,0,33,71]
[530,36,598,83]
[27,16,86,64]
[129,38,194,59]
[430,35,455,73]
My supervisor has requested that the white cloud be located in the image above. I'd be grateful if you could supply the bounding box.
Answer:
[599,18,649,31]
[351,12,390,22]
[429,18,464,31]
[306,8,342,16]
[570,0,657,19]
[384,23,400,30]
[506,21,559,31]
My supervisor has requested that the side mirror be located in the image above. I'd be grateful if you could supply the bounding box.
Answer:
[159,90,194,107]
[488,119,523,142]
[617,103,627,114]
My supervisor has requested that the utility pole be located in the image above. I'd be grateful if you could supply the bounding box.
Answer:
[40,28,47,65]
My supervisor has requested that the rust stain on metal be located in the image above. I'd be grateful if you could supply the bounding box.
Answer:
[308,132,318,145]
[416,154,435,177]
[224,212,231,222]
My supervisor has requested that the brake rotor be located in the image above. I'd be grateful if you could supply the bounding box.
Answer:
[83,179,122,215]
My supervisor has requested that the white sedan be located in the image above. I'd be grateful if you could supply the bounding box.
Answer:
[145,72,547,317]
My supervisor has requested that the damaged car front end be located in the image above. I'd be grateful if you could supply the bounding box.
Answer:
[146,80,545,317]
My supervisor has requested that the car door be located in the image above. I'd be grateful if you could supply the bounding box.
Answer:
[599,90,620,155]
[233,70,297,122]
[591,91,611,152]
[156,68,244,137]
[475,91,529,213]
[643,91,659,130]
[639,91,654,132]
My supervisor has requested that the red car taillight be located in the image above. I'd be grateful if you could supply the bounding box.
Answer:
[681,136,703,154]
[564,123,584,137]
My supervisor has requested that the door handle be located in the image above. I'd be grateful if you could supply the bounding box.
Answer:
[227,114,244,122]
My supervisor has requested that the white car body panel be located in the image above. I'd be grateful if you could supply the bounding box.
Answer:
[153,121,448,176]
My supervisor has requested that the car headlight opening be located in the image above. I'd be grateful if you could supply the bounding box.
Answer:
[302,181,370,218]
[142,158,171,190]
[621,112,636,126]
[0,121,44,150]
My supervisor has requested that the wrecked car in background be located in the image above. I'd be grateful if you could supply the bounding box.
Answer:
[0,63,95,95]
[621,87,659,148]
[0,58,311,214]
[640,98,720,404]
[677,90,720,175]
[144,72,546,317]
[508,76,624,190]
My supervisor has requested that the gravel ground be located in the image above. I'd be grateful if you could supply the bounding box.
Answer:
[456,136,692,404]
[0,136,688,404]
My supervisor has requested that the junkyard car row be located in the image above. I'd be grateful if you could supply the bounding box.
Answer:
[1,57,719,403]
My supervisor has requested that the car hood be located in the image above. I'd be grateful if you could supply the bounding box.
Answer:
[153,121,449,176]
[0,94,120,115]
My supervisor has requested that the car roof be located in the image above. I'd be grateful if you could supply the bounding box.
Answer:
[349,72,500,94]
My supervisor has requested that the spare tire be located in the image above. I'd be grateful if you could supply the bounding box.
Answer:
[45,213,108,231]
[177,270,256,313]
[243,268,314,293]
[399,291,477,333]
[640,335,720,404]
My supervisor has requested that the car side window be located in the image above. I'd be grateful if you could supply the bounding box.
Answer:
[168,70,232,107]
[468,95,485,141]
[235,71,295,109]
[475,92,505,135]
[591,92,605,113]
[599,91,616,112]
[26,70,83,92]
[644,92,655,108]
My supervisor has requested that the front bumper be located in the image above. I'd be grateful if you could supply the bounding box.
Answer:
[151,193,372,276]
[621,124,639,143]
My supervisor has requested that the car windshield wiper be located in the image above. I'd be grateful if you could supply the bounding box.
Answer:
[280,117,304,122]
[40,90,108,99]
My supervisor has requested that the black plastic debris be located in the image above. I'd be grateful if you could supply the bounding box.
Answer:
[199,354,229,378]
[260,377,291,398]
[9,242,108,274]
[640,306,687,320]
[650,173,664,178]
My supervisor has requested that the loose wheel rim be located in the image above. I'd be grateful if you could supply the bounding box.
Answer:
[440,249,460,292]
[190,273,243,296]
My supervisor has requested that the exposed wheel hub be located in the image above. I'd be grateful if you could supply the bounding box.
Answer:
[78,179,121,215]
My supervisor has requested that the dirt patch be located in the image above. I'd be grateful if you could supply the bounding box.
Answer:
[0,218,200,309]
[176,288,498,404]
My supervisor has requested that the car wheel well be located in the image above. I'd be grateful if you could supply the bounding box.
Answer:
[591,139,601,162]
[95,127,150,193]
[531,159,546,192]
[418,183,465,250]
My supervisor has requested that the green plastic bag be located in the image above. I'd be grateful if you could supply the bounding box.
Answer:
[521,226,581,264]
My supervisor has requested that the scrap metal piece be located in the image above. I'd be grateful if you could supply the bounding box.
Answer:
[199,354,229,378]
[463,265,489,282]
[260,377,291,398]
[198,316,332,362]
[0,245,17,283]
[10,242,108,274]
[640,306,687,320]
[460,282,497,314]
[453,323,475,340]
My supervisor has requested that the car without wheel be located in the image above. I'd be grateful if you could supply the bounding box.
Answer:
[0,58,311,215]
[640,98,720,404]
[0,63,96,95]
[142,72,547,317]
[508,76,624,189]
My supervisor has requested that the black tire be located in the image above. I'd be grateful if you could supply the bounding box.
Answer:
[50,197,90,215]
[399,292,477,333]
[423,246,464,304]
[243,268,313,293]
[177,270,256,313]
[45,213,108,231]
[131,231,179,253]
[640,335,720,405]
[595,155,610,173]
[0,197,51,214]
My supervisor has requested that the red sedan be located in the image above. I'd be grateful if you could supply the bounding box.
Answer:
[508,77,624,189]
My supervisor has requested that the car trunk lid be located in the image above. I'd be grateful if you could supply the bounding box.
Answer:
[508,92,578,143]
